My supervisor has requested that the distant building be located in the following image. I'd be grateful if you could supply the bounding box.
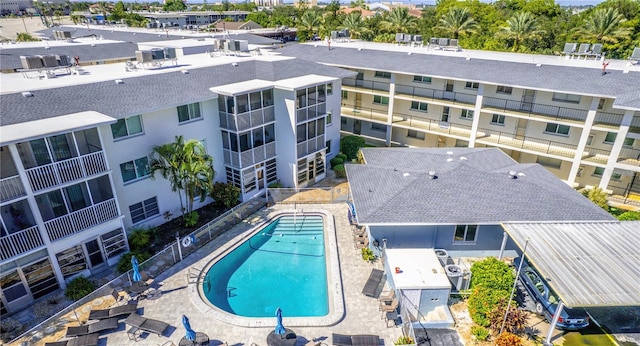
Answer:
[214,20,263,31]
[253,0,282,7]
[294,0,317,8]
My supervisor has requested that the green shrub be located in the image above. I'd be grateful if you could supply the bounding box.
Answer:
[211,182,241,208]
[340,135,365,161]
[471,325,490,341]
[336,153,348,161]
[394,336,414,345]
[361,247,376,262]
[488,298,528,334]
[183,211,199,227]
[470,257,514,291]
[618,210,640,221]
[268,180,283,188]
[128,227,152,252]
[64,276,95,301]
[329,157,344,168]
[333,164,346,178]
[582,187,609,210]
[467,286,510,327]
[116,252,152,273]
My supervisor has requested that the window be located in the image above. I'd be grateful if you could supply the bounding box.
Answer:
[129,197,159,223]
[604,132,617,144]
[597,98,606,110]
[624,137,635,146]
[119,157,150,183]
[326,111,332,125]
[327,83,333,95]
[552,93,581,104]
[496,86,513,95]
[454,225,477,242]
[536,156,562,169]
[441,107,450,122]
[371,123,386,131]
[413,75,431,83]
[460,109,474,119]
[544,123,570,136]
[407,129,425,140]
[373,95,389,105]
[111,115,143,139]
[56,245,87,279]
[342,90,348,99]
[410,101,428,112]
[177,102,201,122]
[374,71,391,78]
[491,114,505,125]
[262,89,274,107]
[326,140,331,154]
[465,82,479,90]
[101,229,127,259]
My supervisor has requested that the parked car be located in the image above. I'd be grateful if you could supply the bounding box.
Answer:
[514,257,590,330]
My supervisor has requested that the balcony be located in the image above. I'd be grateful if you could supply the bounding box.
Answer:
[297,103,326,123]
[25,151,108,192]
[392,113,473,138]
[476,127,580,159]
[297,136,326,158]
[342,78,390,93]
[219,106,275,132]
[44,198,119,242]
[0,226,44,261]
[1,175,26,202]
[618,147,640,167]
[223,142,276,169]
[593,111,624,128]
[482,97,588,124]
[341,104,389,123]
[395,85,477,106]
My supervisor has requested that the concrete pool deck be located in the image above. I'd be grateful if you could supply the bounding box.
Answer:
[97,203,405,346]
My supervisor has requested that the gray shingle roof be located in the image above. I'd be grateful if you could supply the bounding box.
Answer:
[346,147,615,224]
[0,59,354,126]
[35,27,188,43]
[278,45,640,101]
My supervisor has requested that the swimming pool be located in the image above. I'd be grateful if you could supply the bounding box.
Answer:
[202,214,328,317]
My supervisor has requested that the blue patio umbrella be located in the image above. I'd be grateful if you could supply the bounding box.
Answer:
[275,307,286,336]
[182,315,197,341]
[131,255,142,282]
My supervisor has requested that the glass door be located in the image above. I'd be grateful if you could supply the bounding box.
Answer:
[85,239,105,269]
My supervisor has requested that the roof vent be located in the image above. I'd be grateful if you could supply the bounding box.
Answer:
[231,62,238,67]
[536,63,542,67]
[509,170,517,179]
[447,158,454,162]
[465,56,471,61]
[408,52,412,55]
[446,151,453,155]
[181,70,189,74]
[358,48,362,51]
[459,156,468,161]
[518,172,526,177]
[91,43,96,47]
[22,91,34,98]
[403,173,410,177]
[428,171,437,179]
[114,79,124,84]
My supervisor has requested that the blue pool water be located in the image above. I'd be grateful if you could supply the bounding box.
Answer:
[202,215,328,317]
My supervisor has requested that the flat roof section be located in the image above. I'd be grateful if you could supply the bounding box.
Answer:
[386,249,451,290]
[502,221,640,307]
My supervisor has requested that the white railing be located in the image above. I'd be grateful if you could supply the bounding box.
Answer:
[44,199,119,242]
[0,175,26,202]
[0,226,44,261]
[25,151,108,192]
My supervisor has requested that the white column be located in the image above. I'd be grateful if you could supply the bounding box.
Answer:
[567,98,599,185]
[468,84,484,148]
[544,301,565,346]
[599,110,635,190]
[385,74,396,147]
[498,231,508,260]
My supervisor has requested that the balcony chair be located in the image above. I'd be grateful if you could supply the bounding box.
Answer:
[630,47,640,64]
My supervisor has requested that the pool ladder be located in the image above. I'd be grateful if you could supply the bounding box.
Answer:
[227,287,237,298]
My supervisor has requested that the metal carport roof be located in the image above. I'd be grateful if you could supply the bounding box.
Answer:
[502,221,640,308]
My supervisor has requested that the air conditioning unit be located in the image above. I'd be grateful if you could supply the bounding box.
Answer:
[445,264,469,291]
[163,47,176,59]
[56,54,70,66]
[150,48,165,60]
[21,55,43,69]
[434,249,449,266]
[39,55,58,67]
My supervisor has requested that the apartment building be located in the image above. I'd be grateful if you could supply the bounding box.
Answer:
[280,44,640,205]
[0,50,350,315]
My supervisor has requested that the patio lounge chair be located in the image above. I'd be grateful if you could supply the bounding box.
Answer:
[44,334,99,346]
[332,333,381,346]
[630,47,640,64]
[572,43,590,58]
[88,301,138,320]
[588,43,603,59]
[65,318,119,337]
[362,269,384,298]
[125,312,171,337]
[561,43,577,57]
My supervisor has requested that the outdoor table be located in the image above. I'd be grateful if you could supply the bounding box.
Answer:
[267,328,297,346]
[178,332,210,346]
[128,282,149,299]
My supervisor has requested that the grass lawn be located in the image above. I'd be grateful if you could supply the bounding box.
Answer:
[562,324,617,346]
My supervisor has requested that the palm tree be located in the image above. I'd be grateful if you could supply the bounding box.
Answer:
[149,136,215,217]
[298,10,321,33]
[436,7,477,40]
[575,7,631,43]
[380,7,417,34]
[500,12,544,52]
[342,12,370,39]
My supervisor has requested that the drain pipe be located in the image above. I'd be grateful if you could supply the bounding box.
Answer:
[176,232,183,261]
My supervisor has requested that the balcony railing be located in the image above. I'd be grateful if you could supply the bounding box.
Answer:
[297,103,327,123]
[395,85,477,105]
[392,113,473,138]
[594,111,624,127]
[219,106,275,132]
[0,175,26,202]
[342,78,390,93]
[476,127,579,158]
[482,97,588,123]
[618,147,640,166]
[341,103,389,123]
[297,135,326,158]
[223,142,276,169]
[0,226,44,261]
[582,146,610,164]
[44,198,119,242]
[630,116,640,134]
[25,151,108,192]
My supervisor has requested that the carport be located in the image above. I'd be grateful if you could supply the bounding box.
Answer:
[501,221,640,345]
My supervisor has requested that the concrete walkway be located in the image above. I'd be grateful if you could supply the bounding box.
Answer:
[100,203,403,346]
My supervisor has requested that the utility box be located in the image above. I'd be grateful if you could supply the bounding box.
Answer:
[135,50,153,63]
[39,55,58,67]
[150,48,165,60]
[20,56,43,69]
[163,47,177,59]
